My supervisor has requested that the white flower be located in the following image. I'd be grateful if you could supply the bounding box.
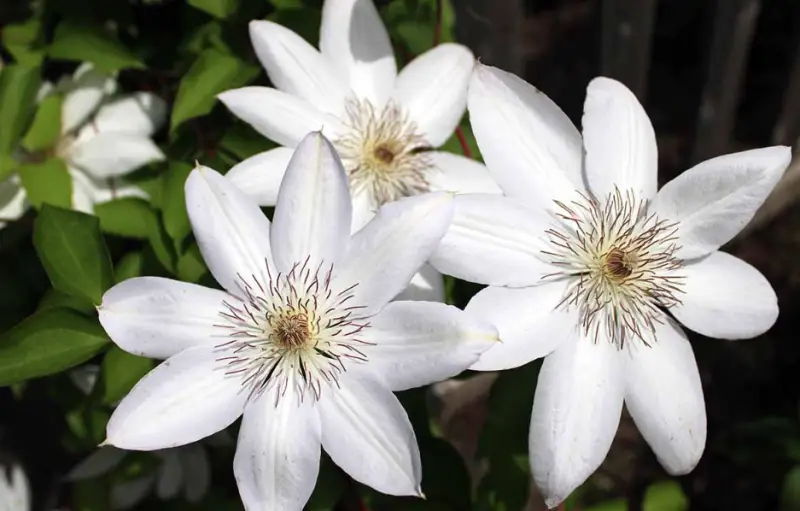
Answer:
[0,63,166,227]
[217,0,500,301]
[430,64,790,508]
[0,462,29,511]
[97,131,497,509]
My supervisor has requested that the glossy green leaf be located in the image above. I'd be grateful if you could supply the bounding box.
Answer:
[37,288,95,314]
[114,251,145,283]
[161,162,193,244]
[0,308,109,385]
[49,21,143,72]
[95,198,157,239]
[0,154,19,183]
[18,158,72,209]
[21,93,63,151]
[147,214,177,274]
[219,123,277,160]
[101,346,154,404]
[33,204,114,304]
[2,19,45,65]
[0,64,41,155]
[177,243,208,282]
[188,0,240,19]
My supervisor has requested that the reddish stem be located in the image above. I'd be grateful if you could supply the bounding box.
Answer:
[455,126,472,158]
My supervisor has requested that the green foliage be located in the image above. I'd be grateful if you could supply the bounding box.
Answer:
[18,158,73,209]
[49,21,144,72]
[100,346,154,404]
[0,63,41,155]
[21,93,63,152]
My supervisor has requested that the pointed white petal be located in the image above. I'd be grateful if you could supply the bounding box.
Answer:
[68,446,126,480]
[92,92,167,136]
[467,64,582,203]
[68,132,164,178]
[350,188,376,233]
[426,151,502,195]
[671,251,777,339]
[70,168,96,214]
[529,334,624,508]
[105,346,247,450]
[234,390,320,511]
[61,66,115,134]
[98,277,230,359]
[319,371,421,496]
[271,132,352,272]
[337,192,454,316]
[393,44,473,147]
[466,282,577,371]
[155,451,183,499]
[0,178,28,228]
[651,146,791,259]
[180,444,211,503]
[320,0,396,105]
[249,20,348,115]
[218,87,343,148]
[225,147,294,206]
[624,319,706,474]
[393,264,445,302]
[185,166,274,297]
[582,77,658,200]
[429,193,555,287]
[364,300,497,391]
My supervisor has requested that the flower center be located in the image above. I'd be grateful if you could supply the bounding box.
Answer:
[214,257,372,402]
[542,188,685,347]
[333,97,436,207]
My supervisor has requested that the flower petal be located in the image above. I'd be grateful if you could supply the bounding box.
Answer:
[98,277,230,359]
[225,147,294,206]
[61,65,115,134]
[271,132,352,272]
[429,193,555,287]
[393,264,445,302]
[651,146,791,259]
[218,87,342,148]
[249,20,348,115]
[363,300,497,391]
[467,64,582,203]
[68,132,164,178]
[319,371,421,496]
[582,77,658,200]
[337,192,453,316]
[426,151,502,195]
[234,390,321,511]
[179,444,210,503]
[156,451,183,499]
[671,251,777,339]
[624,319,706,474]
[0,178,28,229]
[105,345,247,450]
[320,0,396,105]
[465,282,577,371]
[529,334,624,508]
[92,92,167,136]
[185,166,274,297]
[393,44,473,147]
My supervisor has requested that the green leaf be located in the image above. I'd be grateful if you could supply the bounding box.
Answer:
[2,19,45,65]
[34,204,114,304]
[0,154,19,183]
[101,346,154,404]
[219,122,277,160]
[49,21,144,72]
[643,480,688,511]
[95,198,157,239]
[783,465,800,511]
[37,288,95,314]
[171,49,257,131]
[161,162,193,244]
[147,215,177,274]
[0,308,109,386]
[18,158,72,209]
[0,64,41,155]
[177,243,208,282]
[114,251,145,283]
[188,0,240,19]
[21,94,63,151]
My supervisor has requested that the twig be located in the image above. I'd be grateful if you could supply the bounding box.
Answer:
[456,126,472,158]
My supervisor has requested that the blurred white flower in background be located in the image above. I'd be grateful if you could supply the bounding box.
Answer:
[0,461,30,511]
[0,63,166,228]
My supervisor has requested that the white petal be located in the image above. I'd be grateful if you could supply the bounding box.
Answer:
[429,193,555,287]
[467,64,582,203]
[68,446,126,480]
[337,192,454,316]
[582,77,658,200]
[320,0,396,105]
[363,300,497,391]
[105,345,247,450]
[651,146,791,259]
[234,390,321,511]
[248,20,348,115]
[393,264,445,302]
[465,282,577,371]
[529,334,624,508]
[0,178,28,229]
[61,66,115,134]
[180,444,211,503]
[155,451,183,499]
[185,166,274,297]
[70,168,96,214]
[350,188,376,233]
[218,87,343,148]
[225,147,294,206]
[68,132,164,178]
[624,319,706,474]
[393,44,473,147]
[92,92,167,136]
[426,151,502,195]
[271,132,352,272]
[319,371,421,496]
[671,251,777,339]
[98,277,229,360]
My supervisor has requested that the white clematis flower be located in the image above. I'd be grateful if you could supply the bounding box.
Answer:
[0,63,165,227]
[430,64,790,508]
[0,462,30,511]
[218,0,500,301]
[97,131,497,510]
